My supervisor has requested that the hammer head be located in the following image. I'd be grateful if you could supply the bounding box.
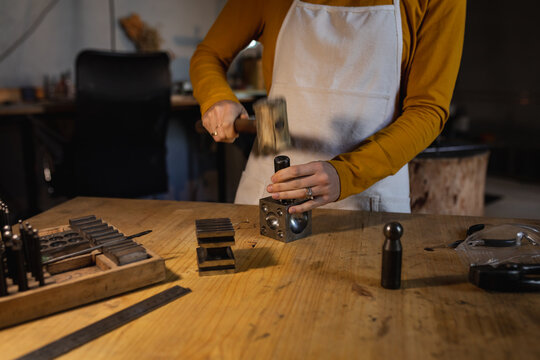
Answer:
[253,97,292,155]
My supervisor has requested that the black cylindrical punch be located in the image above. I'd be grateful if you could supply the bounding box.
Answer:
[381,222,403,289]
[259,155,312,243]
[12,234,28,292]
[2,228,17,284]
[274,155,290,173]
[31,229,45,286]
[0,236,8,296]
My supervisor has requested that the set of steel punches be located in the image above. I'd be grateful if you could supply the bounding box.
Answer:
[1,200,45,296]
[1,198,152,297]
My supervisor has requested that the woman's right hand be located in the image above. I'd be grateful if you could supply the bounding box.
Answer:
[202,100,248,143]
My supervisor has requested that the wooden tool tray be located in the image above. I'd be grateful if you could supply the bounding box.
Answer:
[0,224,166,329]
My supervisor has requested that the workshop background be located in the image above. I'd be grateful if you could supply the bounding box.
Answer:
[1,0,539,221]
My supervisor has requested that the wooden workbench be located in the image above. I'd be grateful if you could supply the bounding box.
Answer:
[1,197,538,359]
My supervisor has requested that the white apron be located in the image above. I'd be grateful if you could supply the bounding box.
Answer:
[235,0,411,213]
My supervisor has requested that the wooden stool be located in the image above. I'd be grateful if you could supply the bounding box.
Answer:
[409,149,490,216]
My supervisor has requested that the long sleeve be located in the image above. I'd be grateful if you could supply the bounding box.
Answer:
[328,0,466,200]
[190,0,467,202]
[189,0,265,116]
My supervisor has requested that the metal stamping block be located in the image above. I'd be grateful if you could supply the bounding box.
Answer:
[196,247,235,268]
[72,219,102,230]
[93,234,123,245]
[195,218,236,276]
[197,267,236,276]
[103,242,136,252]
[69,215,97,227]
[79,221,105,232]
[93,231,120,240]
[88,227,115,239]
[197,236,235,248]
[196,218,235,248]
[196,247,235,276]
[103,244,148,265]
[195,218,235,239]
[259,196,312,243]
[83,224,110,234]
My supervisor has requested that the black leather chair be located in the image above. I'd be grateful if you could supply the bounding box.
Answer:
[72,50,171,197]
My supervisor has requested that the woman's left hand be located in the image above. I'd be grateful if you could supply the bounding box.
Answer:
[267,161,340,213]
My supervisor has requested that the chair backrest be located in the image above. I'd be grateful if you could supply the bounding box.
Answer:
[74,50,171,197]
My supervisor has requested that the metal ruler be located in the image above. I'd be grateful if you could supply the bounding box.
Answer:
[18,285,192,360]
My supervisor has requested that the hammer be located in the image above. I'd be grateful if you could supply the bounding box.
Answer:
[196,97,292,155]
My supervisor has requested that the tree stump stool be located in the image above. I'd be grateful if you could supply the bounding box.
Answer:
[409,150,490,216]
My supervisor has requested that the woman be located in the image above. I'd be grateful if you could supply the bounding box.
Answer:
[190,0,466,214]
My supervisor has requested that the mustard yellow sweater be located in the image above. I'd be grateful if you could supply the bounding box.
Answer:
[190,0,466,201]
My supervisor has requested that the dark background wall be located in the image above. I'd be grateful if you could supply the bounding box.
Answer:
[451,0,540,181]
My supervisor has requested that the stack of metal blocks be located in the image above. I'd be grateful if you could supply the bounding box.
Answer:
[69,215,148,266]
[195,218,236,276]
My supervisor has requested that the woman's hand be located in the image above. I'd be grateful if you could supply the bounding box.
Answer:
[267,161,341,213]
[202,100,248,143]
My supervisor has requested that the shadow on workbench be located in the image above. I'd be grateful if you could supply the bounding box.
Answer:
[402,274,467,289]
[312,212,393,236]
[164,266,181,283]
[235,247,278,272]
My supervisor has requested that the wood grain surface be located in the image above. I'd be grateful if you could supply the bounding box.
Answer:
[1,197,538,360]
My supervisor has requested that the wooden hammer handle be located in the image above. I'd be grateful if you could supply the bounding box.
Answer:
[195,116,256,135]
[233,117,257,133]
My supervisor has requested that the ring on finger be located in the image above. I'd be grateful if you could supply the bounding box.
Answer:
[305,186,314,200]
